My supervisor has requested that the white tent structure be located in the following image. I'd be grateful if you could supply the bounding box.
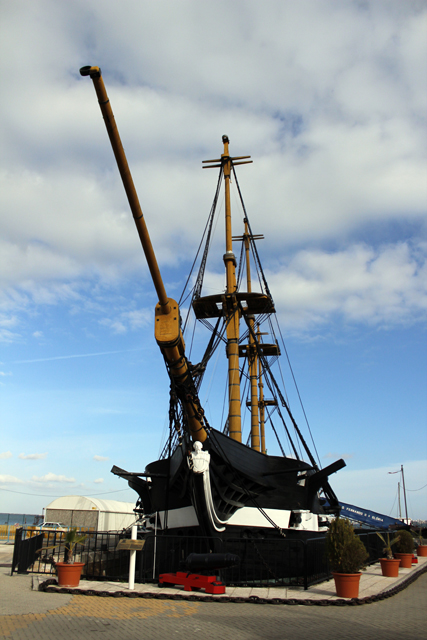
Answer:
[44,495,137,531]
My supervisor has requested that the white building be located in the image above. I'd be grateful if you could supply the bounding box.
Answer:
[44,495,137,531]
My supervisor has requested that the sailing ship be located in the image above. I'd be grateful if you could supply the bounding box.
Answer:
[80,66,345,540]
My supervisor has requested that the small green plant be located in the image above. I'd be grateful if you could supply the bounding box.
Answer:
[411,527,426,547]
[63,528,87,563]
[40,527,87,564]
[325,517,369,573]
[376,531,400,559]
[394,529,414,554]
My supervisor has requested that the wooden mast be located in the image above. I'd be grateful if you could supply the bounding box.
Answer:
[243,220,260,451]
[80,65,207,444]
[222,136,242,442]
[257,326,267,454]
[202,137,252,443]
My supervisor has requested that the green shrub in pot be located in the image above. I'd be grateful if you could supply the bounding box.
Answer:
[394,529,414,554]
[325,517,368,574]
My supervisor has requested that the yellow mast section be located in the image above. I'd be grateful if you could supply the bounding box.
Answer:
[222,136,242,443]
[233,221,265,451]
[80,66,207,443]
[257,327,267,454]
[244,221,260,451]
[203,137,252,443]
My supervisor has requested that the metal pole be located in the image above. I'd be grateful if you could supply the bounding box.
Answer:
[128,525,137,590]
[152,512,158,580]
[401,465,409,524]
[398,482,402,520]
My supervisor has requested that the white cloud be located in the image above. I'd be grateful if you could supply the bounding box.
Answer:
[0,451,13,460]
[0,314,21,343]
[0,474,22,483]
[267,241,427,329]
[93,455,109,462]
[0,329,21,343]
[124,309,151,330]
[0,1,425,335]
[201,239,427,330]
[14,350,133,364]
[99,308,151,335]
[19,452,47,460]
[99,318,127,335]
[94,478,104,484]
[324,452,353,461]
[32,473,75,483]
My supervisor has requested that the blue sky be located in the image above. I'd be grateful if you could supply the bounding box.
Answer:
[1,0,426,520]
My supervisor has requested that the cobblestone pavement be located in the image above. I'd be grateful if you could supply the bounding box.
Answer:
[0,568,426,640]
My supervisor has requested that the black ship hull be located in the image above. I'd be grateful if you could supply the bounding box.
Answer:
[113,428,344,539]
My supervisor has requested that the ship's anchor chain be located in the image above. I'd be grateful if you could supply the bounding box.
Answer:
[38,561,427,604]
[247,536,282,582]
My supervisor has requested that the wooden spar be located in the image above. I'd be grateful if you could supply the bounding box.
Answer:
[80,66,206,443]
[221,136,242,443]
[204,141,254,445]
[79,66,169,313]
[257,326,266,454]
[243,221,260,451]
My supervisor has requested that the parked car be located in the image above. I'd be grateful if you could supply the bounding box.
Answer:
[40,522,67,531]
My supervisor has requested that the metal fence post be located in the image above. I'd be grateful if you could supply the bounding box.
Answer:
[303,540,308,590]
[10,528,21,575]
[128,525,137,590]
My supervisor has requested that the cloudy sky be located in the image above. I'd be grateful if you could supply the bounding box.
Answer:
[1,0,426,522]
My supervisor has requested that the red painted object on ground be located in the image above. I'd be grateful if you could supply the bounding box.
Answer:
[159,571,226,594]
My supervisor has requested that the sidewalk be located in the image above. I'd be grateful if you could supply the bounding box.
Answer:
[34,555,427,604]
[2,541,426,605]
[1,549,426,640]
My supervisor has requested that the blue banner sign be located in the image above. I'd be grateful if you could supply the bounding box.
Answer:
[339,502,405,529]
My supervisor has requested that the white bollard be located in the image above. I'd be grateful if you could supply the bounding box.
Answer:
[128,525,137,590]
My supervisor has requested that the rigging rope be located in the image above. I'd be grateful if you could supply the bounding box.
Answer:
[265,407,286,456]
[192,169,223,301]
[273,315,322,469]
[232,164,273,301]
[179,168,223,335]
[231,162,322,469]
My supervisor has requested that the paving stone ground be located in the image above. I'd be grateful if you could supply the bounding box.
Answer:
[1,544,426,640]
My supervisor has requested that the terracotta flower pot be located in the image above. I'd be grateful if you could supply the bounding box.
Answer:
[332,572,361,598]
[56,562,85,587]
[394,553,413,569]
[417,545,427,557]
[379,557,400,577]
